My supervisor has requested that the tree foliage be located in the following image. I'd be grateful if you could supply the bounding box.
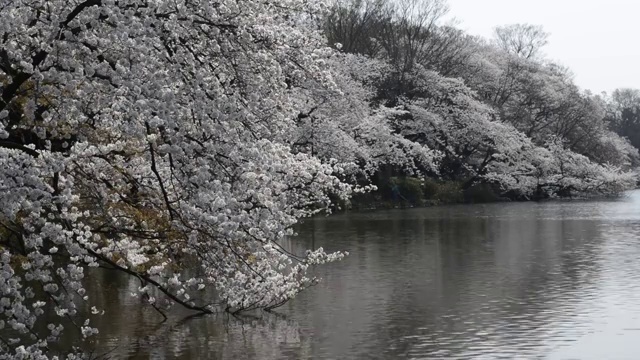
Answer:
[325,0,637,198]
[0,0,367,357]
[605,88,640,154]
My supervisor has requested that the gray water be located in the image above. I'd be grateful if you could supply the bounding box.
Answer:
[88,190,640,359]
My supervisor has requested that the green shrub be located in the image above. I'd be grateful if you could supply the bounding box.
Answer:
[463,183,501,203]
[389,176,425,206]
[422,178,463,204]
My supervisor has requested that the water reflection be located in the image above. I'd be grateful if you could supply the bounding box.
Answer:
[83,191,640,359]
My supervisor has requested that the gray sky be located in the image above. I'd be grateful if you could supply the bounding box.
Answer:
[447,0,640,94]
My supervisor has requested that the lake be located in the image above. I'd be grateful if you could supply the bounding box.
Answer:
[87,190,640,359]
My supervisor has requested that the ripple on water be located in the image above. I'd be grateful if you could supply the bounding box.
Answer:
[77,190,640,359]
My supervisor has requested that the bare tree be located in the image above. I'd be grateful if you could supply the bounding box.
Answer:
[493,24,549,60]
[324,0,461,100]
[324,0,392,56]
[378,0,449,75]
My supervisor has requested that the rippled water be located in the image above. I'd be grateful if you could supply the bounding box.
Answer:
[87,190,640,359]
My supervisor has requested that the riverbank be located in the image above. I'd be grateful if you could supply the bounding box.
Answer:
[341,176,634,211]
[342,177,504,211]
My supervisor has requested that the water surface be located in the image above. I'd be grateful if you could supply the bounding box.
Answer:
[89,191,640,359]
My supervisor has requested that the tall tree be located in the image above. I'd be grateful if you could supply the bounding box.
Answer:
[493,24,549,60]
[606,88,640,150]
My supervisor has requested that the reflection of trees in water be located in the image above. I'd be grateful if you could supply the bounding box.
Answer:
[74,270,311,359]
[375,203,607,358]
[290,203,608,359]
[286,211,440,359]
[76,201,617,359]
[133,314,309,360]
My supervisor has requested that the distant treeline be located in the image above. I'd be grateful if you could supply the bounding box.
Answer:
[309,0,639,206]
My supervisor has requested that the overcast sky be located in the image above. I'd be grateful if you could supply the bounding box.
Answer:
[447,0,640,94]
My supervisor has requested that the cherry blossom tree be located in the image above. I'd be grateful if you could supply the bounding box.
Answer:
[484,137,636,199]
[0,0,376,357]
[323,0,638,200]
[403,68,636,198]
[289,53,437,179]
[454,37,638,176]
